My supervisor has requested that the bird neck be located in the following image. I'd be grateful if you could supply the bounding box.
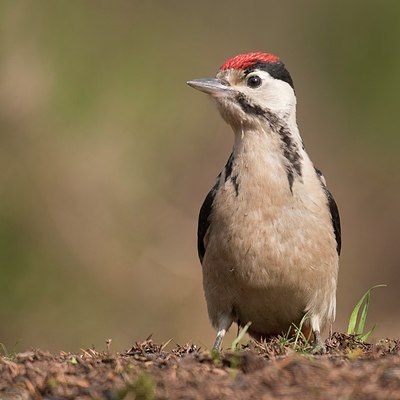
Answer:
[231,108,304,192]
[232,107,302,151]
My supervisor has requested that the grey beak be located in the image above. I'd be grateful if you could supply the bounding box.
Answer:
[187,78,231,96]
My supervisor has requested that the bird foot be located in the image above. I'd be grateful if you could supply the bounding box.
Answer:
[311,342,326,354]
[311,330,326,354]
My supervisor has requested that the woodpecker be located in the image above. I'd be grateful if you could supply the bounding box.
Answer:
[187,52,341,351]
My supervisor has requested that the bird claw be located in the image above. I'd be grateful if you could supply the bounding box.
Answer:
[311,342,326,354]
[311,330,326,354]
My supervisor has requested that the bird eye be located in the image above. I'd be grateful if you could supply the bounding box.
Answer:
[247,75,262,88]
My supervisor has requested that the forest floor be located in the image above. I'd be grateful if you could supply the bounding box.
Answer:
[1,333,400,399]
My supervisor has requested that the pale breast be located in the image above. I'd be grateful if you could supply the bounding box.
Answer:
[202,132,338,334]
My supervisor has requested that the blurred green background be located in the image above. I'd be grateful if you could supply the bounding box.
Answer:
[0,1,399,352]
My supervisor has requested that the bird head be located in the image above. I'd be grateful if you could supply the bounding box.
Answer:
[187,52,296,130]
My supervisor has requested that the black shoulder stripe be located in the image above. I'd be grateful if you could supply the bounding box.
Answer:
[315,167,324,179]
[197,177,219,263]
[327,190,341,255]
[198,153,241,262]
[315,168,341,255]
[225,153,234,177]
[224,153,239,196]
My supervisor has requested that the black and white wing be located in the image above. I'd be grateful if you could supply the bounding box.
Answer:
[197,177,220,263]
[315,168,341,255]
[326,188,341,255]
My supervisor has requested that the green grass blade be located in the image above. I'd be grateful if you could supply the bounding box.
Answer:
[293,313,309,350]
[347,295,366,335]
[356,291,371,336]
[0,343,9,357]
[231,322,252,351]
[357,284,387,336]
[360,324,376,342]
[347,284,386,335]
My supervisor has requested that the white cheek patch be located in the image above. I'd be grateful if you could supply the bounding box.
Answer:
[241,71,296,115]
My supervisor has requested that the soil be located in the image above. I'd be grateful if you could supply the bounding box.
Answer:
[1,333,400,399]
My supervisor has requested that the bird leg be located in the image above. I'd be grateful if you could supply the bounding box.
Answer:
[309,315,326,353]
[311,330,326,354]
[211,315,233,353]
[212,328,227,352]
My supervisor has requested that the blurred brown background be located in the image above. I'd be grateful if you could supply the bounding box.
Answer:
[0,1,399,352]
